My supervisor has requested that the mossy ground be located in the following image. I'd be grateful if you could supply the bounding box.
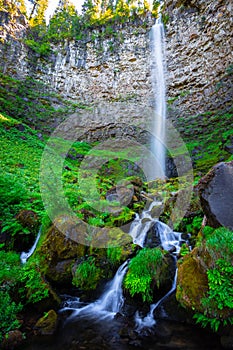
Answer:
[174,109,233,179]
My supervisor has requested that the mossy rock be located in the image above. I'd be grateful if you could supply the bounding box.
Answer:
[91,227,136,256]
[38,225,86,262]
[37,220,87,284]
[34,310,58,335]
[176,247,209,312]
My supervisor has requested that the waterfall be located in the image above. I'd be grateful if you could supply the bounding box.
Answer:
[129,201,184,254]
[20,226,42,264]
[135,268,178,330]
[61,260,128,320]
[150,3,167,179]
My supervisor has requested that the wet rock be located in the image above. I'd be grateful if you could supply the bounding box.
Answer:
[34,310,58,335]
[1,330,24,349]
[198,161,233,229]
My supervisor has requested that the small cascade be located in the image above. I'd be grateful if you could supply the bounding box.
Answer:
[135,269,178,330]
[20,226,42,264]
[61,260,128,320]
[129,201,184,254]
[129,200,162,247]
[154,221,183,254]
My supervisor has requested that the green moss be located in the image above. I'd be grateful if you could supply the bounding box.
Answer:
[174,111,233,178]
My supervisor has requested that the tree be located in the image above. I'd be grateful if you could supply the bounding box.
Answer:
[29,0,49,26]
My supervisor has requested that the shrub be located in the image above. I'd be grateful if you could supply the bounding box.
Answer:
[0,291,22,342]
[107,245,122,265]
[205,227,233,263]
[19,258,49,303]
[72,257,102,290]
[194,227,233,331]
[123,248,164,302]
[0,251,21,287]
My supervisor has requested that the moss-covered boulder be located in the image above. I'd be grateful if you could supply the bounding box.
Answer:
[176,227,233,330]
[38,217,137,287]
[176,247,209,311]
[34,310,58,335]
[37,221,87,284]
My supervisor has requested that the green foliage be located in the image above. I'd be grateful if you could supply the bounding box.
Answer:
[180,243,190,257]
[0,173,30,237]
[25,39,51,56]
[185,216,203,235]
[19,258,49,303]
[0,251,21,287]
[124,248,164,302]
[194,259,233,331]
[72,257,102,290]
[107,245,122,265]
[205,227,233,263]
[194,228,233,331]
[0,291,22,342]
[175,111,233,178]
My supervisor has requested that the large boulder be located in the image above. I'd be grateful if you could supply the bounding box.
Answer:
[198,161,233,230]
[37,217,137,286]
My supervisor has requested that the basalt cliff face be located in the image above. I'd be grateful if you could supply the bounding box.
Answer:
[0,0,232,130]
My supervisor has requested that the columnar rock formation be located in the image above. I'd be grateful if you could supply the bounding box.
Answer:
[0,0,232,127]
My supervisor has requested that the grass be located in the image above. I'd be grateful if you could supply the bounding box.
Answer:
[174,110,233,178]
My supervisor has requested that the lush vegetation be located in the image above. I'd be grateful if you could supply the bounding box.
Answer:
[72,256,102,290]
[194,227,233,331]
[0,250,49,341]
[0,0,232,344]
[124,248,166,302]
[0,0,161,56]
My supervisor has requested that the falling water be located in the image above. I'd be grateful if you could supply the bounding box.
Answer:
[150,3,167,179]
[60,260,128,320]
[20,226,42,264]
[135,268,178,330]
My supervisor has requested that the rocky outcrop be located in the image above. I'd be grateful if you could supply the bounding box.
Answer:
[0,0,232,129]
[198,161,233,230]
[165,0,233,117]
[37,219,136,286]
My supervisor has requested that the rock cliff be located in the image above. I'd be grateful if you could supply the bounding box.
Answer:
[0,0,232,129]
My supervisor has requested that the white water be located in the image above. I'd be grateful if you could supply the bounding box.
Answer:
[129,201,184,254]
[129,200,160,247]
[20,226,42,264]
[135,269,178,330]
[61,260,128,320]
[150,3,167,179]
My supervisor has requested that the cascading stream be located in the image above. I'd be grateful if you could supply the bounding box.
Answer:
[60,260,129,320]
[20,226,42,264]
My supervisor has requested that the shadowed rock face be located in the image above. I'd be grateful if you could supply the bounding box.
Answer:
[198,161,233,230]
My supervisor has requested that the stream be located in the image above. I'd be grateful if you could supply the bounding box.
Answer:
[20,203,225,350]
